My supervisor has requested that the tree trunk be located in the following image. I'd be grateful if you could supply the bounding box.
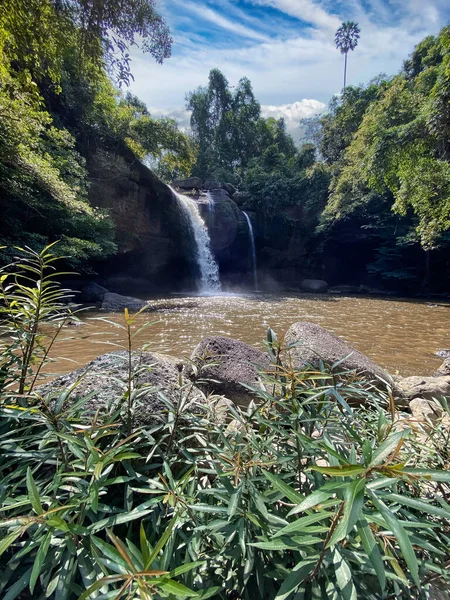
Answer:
[343,52,348,89]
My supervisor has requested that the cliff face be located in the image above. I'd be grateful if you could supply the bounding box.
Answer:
[86,149,194,293]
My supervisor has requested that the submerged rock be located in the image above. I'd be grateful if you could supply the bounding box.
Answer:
[300,279,328,293]
[284,322,389,382]
[189,336,271,406]
[37,351,202,427]
[101,292,151,312]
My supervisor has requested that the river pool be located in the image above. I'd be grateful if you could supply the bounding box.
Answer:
[48,292,450,378]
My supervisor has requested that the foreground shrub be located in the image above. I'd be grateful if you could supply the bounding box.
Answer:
[0,249,449,599]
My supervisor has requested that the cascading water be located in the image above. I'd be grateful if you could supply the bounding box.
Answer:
[206,191,215,227]
[171,187,221,293]
[243,211,258,291]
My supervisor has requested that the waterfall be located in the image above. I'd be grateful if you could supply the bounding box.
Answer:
[243,211,258,291]
[206,191,215,226]
[171,187,221,293]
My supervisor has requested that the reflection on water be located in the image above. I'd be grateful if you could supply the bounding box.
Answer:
[50,293,450,377]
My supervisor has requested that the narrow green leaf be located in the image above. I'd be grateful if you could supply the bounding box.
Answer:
[356,519,386,593]
[328,478,365,547]
[30,530,52,593]
[333,548,357,600]
[289,482,348,516]
[310,465,366,477]
[263,471,304,503]
[0,528,24,556]
[159,578,199,597]
[26,468,43,515]
[273,512,332,538]
[145,518,177,569]
[368,490,419,587]
[384,493,450,520]
[370,430,406,467]
[274,559,316,600]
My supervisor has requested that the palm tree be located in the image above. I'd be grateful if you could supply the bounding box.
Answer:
[335,21,360,89]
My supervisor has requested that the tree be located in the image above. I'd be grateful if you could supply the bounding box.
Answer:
[335,21,360,89]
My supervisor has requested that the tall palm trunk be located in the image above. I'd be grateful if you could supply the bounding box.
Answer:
[343,52,348,88]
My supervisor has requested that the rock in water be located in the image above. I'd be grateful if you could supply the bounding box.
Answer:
[37,351,202,427]
[300,279,329,293]
[189,336,271,406]
[284,322,389,382]
[101,292,150,312]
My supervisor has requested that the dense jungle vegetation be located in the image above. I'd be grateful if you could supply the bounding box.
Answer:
[2,0,450,289]
[186,25,450,290]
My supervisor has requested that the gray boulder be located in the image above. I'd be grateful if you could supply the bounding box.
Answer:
[434,358,450,376]
[203,180,223,190]
[284,322,389,382]
[173,177,202,190]
[223,182,236,196]
[232,191,252,205]
[37,351,201,427]
[394,376,450,403]
[101,292,150,312]
[300,279,329,293]
[189,336,271,406]
[81,281,108,303]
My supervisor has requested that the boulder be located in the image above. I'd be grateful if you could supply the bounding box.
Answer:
[81,281,109,303]
[223,182,236,196]
[232,191,252,206]
[434,358,450,376]
[37,351,201,427]
[87,149,193,292]
[300,279,329,293]
[436,349,450,359]
[173,177,202,190]
[394,375,450,403]
[203,180,223,190]
[101,292,150,312]
[409,398,445,423]
[189,336,271,406]
[284,322,389,382]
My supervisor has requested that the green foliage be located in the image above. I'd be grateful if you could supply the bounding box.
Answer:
[1,0,172,88]
[187,69,298,183]
[0,244,81,395]
[1,263,449,598]
[324,26,450,251]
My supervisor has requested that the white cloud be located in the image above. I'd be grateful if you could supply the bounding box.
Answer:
[128,0,449,120]
[147,99,327,142]
[249,0,341,31]
[262,99,326,139]
[173,0,271,42]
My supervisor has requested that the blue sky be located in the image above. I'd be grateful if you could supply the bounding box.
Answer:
[129,0,450,138]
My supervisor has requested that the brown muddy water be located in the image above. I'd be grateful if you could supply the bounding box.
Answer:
[47,292,450,378]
